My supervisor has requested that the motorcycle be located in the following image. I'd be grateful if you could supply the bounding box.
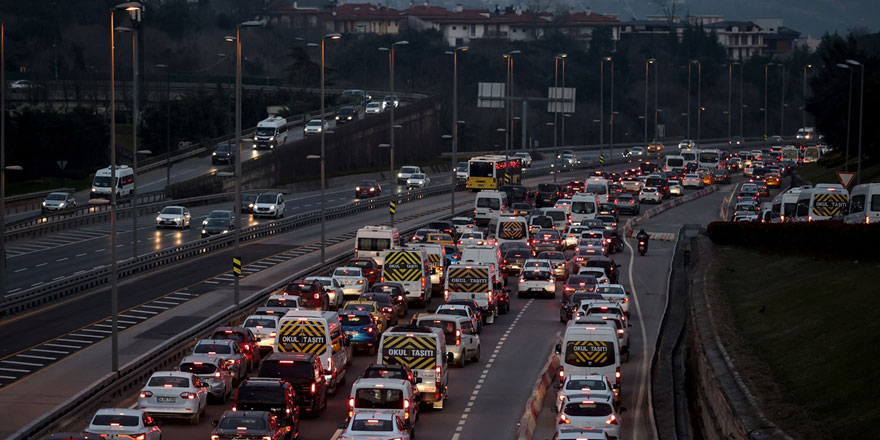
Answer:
[638,239,648,256]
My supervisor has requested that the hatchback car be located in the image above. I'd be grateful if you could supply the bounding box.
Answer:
[681,174,704,189]
[341,310,381,354]
[233,378,300,432]
[42,192,76,212]
[210,410,288,440]
[191,339,249,383]
[178,355,234,402]
[557,394,622,439]
[518,268,556,298]
[305,276,345,310]
[283,280,331,310]
[406,173,430,189]
[337,412,411,440]
[368,282,409,317]
[561,275,598,303]
[638,187,662,204]
[336,105,360,125]
[138,371,208,424]
[242,314,280,356]
[355,180,382,198]
[303,119,327,136]
[359,291,400,326]
[212,142,235,165]
[612,194,639,215]
[84,409,161,440]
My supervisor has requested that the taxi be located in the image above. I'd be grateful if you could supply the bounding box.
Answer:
[700,170,715,185]
[342,300,388,332]
[425,232,455,245]
[765,173,781,187]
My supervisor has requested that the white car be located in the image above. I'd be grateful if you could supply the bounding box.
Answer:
[332,266,368,299]
[406,173,430,189]
[303,119,327,136]
[620,178,643,193]
[681,174,704,189]
[155,205,191,229]
[253,192,285,219]
[242,314,280,355]
[365,101,385,114]
[452,216,475,235]
[678,139,696,150]
[668,180,683,196]
[84,408,162,440]
[137,371,208,424]
[513,152,533,167]
[338,411,411,440]
[554,426,611,440]
[628,146,645,157]
[577,266,610,284]
[564,226,590,249]
[638,186,662,203]
[434,304,482,334]
[556,374,619,413]
[557,394,622,439]
[42,191,77,212]
[263,294,300,311]
[554,199,573,214]
[397,165,421,184]
[457,232,487,250]
[518,267,556,298]
[595,284,629,316]
[191,339,248,383]
[575,239,607,257]
[178,355,234,402]
[383,95,400,108]
[305,276,345,309]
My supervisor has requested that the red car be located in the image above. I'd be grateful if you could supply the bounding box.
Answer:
[347,257,380,285]
[283,280,330,310]
[209,326,262,372]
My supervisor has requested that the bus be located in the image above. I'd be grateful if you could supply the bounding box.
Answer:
[698,149,721,170]
[467,155,522,191]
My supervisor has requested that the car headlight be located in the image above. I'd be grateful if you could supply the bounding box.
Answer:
[269,136,275,141]
[248,203,254,208]
[335,116,340,120]
[356,187,361,191]
[398,173,404,178]
[203,220,208,226]
[156,216,162,222]
[42,201,47,206]
[212,152,217,156]
[253,136,258,141]
[347,116,352,120]
[223,230,229,234]
[91,187,97,192]
[59,202,65,208]
[269,205,276,211]
[202,229,207,234]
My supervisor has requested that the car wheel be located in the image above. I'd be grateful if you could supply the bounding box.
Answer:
[189,411,200,425]
[455,353,465,368]
[473,346,480,362]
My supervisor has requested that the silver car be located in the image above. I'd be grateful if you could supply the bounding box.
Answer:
[406,173,430,189]
[156,205,191,229]
[42,192,77,212]
[177,355,234,402]
[305,276,345,309]
[137,371,208,424]
[304,119,327,136]
[191,339,248,383]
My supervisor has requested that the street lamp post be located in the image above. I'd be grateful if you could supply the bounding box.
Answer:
[380,39,408,225]
[837,63,853,172]
[764,62,774,144]
[559,54,567,149]
[546,122,556,182]
[504,50,521,184]
[115,21,142,260]
[552,54,566,154]
[224,20,261,307]
[644,59,655,146]
[609,62,615,159]
[802,64,812,131]
[599,57,611,165]
[447,46,467,217]
[846,59,864,184]
[319,33,340,263]
[0,21,6,299]
[696,61,702,143]
[778,64,785,137]
[155,64,172,188]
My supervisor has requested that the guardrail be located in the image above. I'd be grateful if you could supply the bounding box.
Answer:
[8,206,460,440]
[3,188,76,215]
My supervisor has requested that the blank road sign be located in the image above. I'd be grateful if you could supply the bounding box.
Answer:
[478,82,506,108]
[547,87,576,113]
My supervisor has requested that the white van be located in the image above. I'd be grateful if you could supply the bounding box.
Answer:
[253,192,285,219]
[253,116,288,149]
[794,184,849,222]
[491,216,529,247]
[276,310,350,393]
[378,324,452,409]
[381,249,431,305]
[664,155,685,174]
[405,242,446,292]
[556,319,621,394]
[90,165,134,200]
[583,178,610,204]
[348,378,418,428]
[770,186,811,222]
[570,193,600,225]
[444,263,498,324]
[356,226,399,264]
[416,314,480,367]
[474,191,508,227]
[846,183,880,224]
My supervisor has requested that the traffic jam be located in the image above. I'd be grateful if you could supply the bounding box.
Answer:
[75,148,759,440]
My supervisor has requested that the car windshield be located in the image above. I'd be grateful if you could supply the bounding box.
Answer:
[349,261,374,270]
[476,198,500,209]
[505,250,529,258]
[179,362,216,374]
[537,231,560,241]
[566,378,608,391]
[334,268,361,277]
[161,207,182,215]
[596,286,625,295]
[543,211,566,221]
[359,181,376,187]
[538,184,557,192]
[585,184,607,194]
[216,144,232,153]
[256,194,277,204]
[147,376,190,387]
[211,331,245,343]
[193,344,231,354]
[410,174,426,179]
[259,361,314,381]
[522,270,551,280]
[92,415,140,426]
[420,319,457,344]
[307,120,322,127]
[571,202,595,214]
[256,127,275,136]
[363,369,406,380]
[206,219,227,227]
[401,167,418,173]
[461,233,482,240]
[351,418,394,431]
[354,388,404,409]
[46,193,67,201]
[218,416,267,430]
[563,401,613,417]
[244,318,276,328]
[342,314,372,326]
[537,252,564,261]
[567,276,597,286]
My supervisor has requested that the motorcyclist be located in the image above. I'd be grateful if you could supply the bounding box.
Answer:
[636,229,649,243]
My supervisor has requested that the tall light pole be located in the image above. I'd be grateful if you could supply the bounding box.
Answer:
[802,64,812,130]
[380,39,407,225]
[448,46,467,217]
[0,21,5,299]
[727,63,738,139]
[115,22,142,260]
[156,64,172,187]
[695,60,702,143]
[764,62,774,145]
[553,56,561,160]
[687,60,699,140]
[319,33,340,263]
[558,53,567,149]
[644,58,655,146]
[778,64,785,137]
[504,50,521,183]
[224,20,261,307]
[600,56,612,164]
[547,122,556,182]
[609,60,615,158]
[738,62,744,137]
[846,59,864,184]
[837,63,853,171]
[654,60,659,142]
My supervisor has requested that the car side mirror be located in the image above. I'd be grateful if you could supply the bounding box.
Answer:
[555,343,561,355]
[211,420,220,427]
[447,352,455,364]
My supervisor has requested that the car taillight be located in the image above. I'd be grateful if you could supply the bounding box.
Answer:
[558,414,571,424]
[211,436,220,440]
[227,359,236,365]
[456,329,461,346]
[311,382,317,394]
[181,392,197,399]
[214,371,221,379]
[366,326,374,333]
[243,344,250,351]
[270,331,277,337]
[139,391,153,398]
[617,329,625,335]
[616,367,621,385]
[606,414,619,425]
[519,278,525,283]
[357,279,364,284]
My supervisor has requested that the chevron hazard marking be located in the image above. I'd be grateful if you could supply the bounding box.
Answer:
[278,320,327,354]
[565,340,615,367]
[384,251,423,282]
[382,335,437,370]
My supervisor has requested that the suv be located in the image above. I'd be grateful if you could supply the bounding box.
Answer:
[234,378,300,432]
[535,183,562,207]
[258,353,328,415]
[347,257,381,285]
[501,184,529,204]
[212,141,235,165]
[209,327,262,372]
[368,282,409,317]
[283,280,330,310]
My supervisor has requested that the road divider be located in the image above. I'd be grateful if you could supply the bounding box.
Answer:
[623,185,718,239]
[514,332,561,440]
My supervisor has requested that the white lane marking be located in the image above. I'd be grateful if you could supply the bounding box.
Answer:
[76,253,88,257]
[80,328,113,334]
[35,263,47,267]
[45,343,81,349]
[0,375,17,379]
[13,268,27,273]
[8,288,20,293]
[0,367,30,373]
[56,338,92,344]
[31,348,69,354]
[624,237,651,440]
[69,333,104,339]
[1,360,43,367]
[30,282,44,287]
[17,354,56,361]
[141,305,169,310]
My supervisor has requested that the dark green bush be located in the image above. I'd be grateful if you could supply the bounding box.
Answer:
[706,221,880,260]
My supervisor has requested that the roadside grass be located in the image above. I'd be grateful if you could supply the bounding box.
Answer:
[797,151,880,185]
[715,246,880,439]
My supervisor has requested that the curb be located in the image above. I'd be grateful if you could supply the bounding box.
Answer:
[515,332,561,440]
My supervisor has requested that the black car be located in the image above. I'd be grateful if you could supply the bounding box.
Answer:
[241,193,258,214]
[210,410,289,440]
[503,249,531,275]
[535,183,562,207]
[368,282,409,317]
[202,218,232,238]
[502,184,529,204]
[359,291,400,325]
[729,136,744,146]
[335,105,360,125]
[511,202,532,216]
[613,193,640,215]
[598,203,619,220]
[234,378,300,431]
[583,256,620,284]
[559,292,605,322]
[212,142,235,165]
[355,180,382,198]
[258,353,328,415]
[426,220,457,239]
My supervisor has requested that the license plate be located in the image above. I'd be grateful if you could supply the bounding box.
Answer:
[346,331,358,336]
[157,396,176,403]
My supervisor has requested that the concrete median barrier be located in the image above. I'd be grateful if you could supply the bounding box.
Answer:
[515,332,561,440]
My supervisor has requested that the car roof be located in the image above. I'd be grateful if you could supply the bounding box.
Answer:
[94,408,144,417]
[353,377,410,389]
[264,352,318,362]
[181,354,222,364]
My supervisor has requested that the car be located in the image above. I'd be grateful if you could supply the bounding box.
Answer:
[575,238,607,257]
[647,142,665,154]
[626,146,645,158]
[451,216,475,235]
[528,215,554,234]
[434,304,482,334]
[638,187,662,204]
[511,202,532,216]
[765,173,781,187]
[242,314,280,356]
[201,218,232,238]
[736,191,759,203]
[553,426,611,440]
[343,299,389,332]
[304,276,345,310]
[42,192,76,212]
[531,229,564,253]
[458,232,488,250]
[700,171,715,186]
[397,165,422,184]
[406,173,430,189]
[416,313,480,367]
[361,364,421,402]
[612,194,639,215]
[365,101,385,114]
[336,105,360,125]
[209,326,262,372]
[443,299,485,330]
[383,95,400,108]
[202,209,234,228]
[556,394,622,439]
[137,371,208,424]
[233,378,300,432]
[503,248,532,275]
[409,228,438,243]
[368,282,409,317]
[713,168,731,184]
[556,374,620,412]
[337,412,411,440]
[768,135,783,144]
[456,161,469,182]
[178,355,234,402]
[559,292,605,323]
[577,266,610,284]
[425,220,457,238]
[561,275,598,303]
[212,141,235,165]
[191,339,249,383]
[303,119,327,136]
[341,309,381,354]
[283,280,331,310]
[241,193,258,214]
[425,232,454,245]
[733,201,759,219]
[620,177,643,193]
[155,205,191,229]
[681,174,704,189]
[253,192,285,219]
[84,409,161,440]
[10,79,37,89]
[536,251,568,280]
[258,352,328,414]
[678,139,696,150]
[347,257,381,285]
[597,203,618,220]
[536,183,563,207]
[355,180,382,198]
[518,267,556,298]
[596,284,629,316]
[210,410,288,440]
[729,136,744,146]
[359,291,399,326]
[513,151,533,167]
[502,184,530,204]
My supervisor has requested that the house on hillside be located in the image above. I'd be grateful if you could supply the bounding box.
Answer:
[265,0,335,28]
[323,3,404,35]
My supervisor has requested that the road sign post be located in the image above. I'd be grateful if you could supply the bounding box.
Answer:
[389,200,396,226]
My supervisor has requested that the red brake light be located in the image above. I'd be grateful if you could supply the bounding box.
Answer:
[214,371,221,379]
[456,329,461,346]
[558,413,571,424]
[606,414,619,425]
[139,391,153,398]
[349,397,355,408]
[311,382,317,394]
